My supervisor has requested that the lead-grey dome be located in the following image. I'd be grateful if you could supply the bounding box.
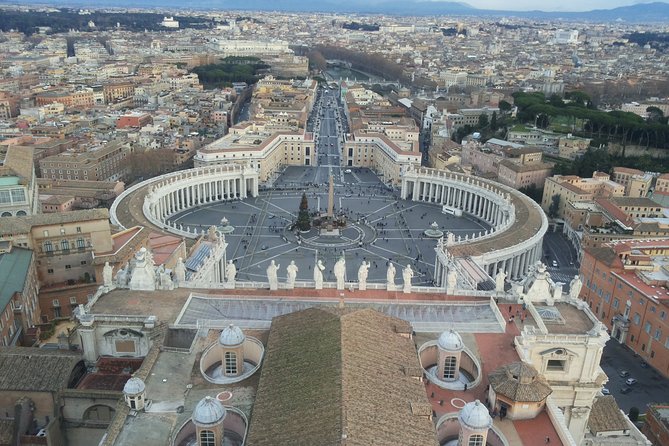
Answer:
[193,396,226,426]
[123,377,145,395]
[438,329,464,351]
[219,324,245,346]
[459,400,492,430]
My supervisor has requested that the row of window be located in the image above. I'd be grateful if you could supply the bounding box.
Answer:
[46,261,87,273]
[44,239,88,253]
[43,227,82,237]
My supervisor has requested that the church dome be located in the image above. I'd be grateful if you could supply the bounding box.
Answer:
[459,400,492,430]
[219,324,245,346]
[488,361,552,402]
[123,377,145,396]
[193,396,227,426]
[438,329,464,351]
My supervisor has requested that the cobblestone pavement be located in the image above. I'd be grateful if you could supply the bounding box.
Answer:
[168,166,490,286]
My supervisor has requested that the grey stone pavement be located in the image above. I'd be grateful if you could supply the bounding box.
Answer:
[175,295,504,333]
[168,166,490,287]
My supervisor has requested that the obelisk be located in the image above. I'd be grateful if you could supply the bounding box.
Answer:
[327,174,334,217]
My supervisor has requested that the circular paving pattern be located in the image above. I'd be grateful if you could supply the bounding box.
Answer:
[450,398,467,409]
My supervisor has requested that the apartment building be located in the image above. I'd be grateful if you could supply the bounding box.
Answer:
[0,243,40,346]
[612,167,653,198]
[0,209,112,292]
[580,239,669,378]
[38,140,132,182]
[541,172,625,218]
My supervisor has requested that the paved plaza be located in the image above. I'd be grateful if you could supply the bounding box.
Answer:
[175,295,505,333]
[167,165,490,286]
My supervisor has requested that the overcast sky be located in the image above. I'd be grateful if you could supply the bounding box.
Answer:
[462,0,667,11]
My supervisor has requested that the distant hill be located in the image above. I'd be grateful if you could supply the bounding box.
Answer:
[2,0,669,22]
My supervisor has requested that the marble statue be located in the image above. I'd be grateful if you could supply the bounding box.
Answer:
[447,268,457,293]
[386,262,396,291]
[129,247,156,291]
[226,260,237,288]
[314,259,325,290]
[334,256,346,290]
[103,261,113,287]
[207,225,218,242]
[114,263,129,287]
[357,261,369,291]
[569,275,583,300]
[495,270,507,293]
[402,264,414,294]
[446,232,455,246]
[286,260,298,289]
[157,266,174,291]
[267,260,280,291]
[174,258,186,284]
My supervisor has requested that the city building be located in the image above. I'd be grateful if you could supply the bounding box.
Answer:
[0,145,40,217]
[612,167,653,198]
[0,209,112,304]
[38,140,132,182]
[0,243,40,346]
[579,238,669,377]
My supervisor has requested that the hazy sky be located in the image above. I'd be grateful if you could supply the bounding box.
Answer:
[462,0,667,11]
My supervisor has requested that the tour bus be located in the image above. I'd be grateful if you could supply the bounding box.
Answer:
[442,205,463,217]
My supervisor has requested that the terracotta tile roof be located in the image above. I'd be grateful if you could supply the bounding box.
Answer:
[0,347,82,392]
[588,396,629,434]
[0,208,109,236]
[488,362,552,402]
[246,307,438,446]
[0,146,34,184]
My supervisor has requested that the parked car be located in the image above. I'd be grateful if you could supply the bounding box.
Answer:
[601,388,610,395]
[625,378,637,386]
[619,370,630,378]
[620,386,632,394]
[344,169,352,173]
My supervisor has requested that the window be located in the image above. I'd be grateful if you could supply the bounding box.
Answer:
[60,228,66,235]
[662,311,667,321]
[651,306,656,313]
[644,322,651,334]
[200,430,215,446]
[633,313,640,325]
[469,434,484,446]
[52,299,60,307]
[61,240,70,253]
[44,241,53,253]
[43,230,49,237]
[47,268,53,274]
[224,351,237,375]
[547,359,566,371]
[65,265,71,270]
[69,297,78,305]
[76,238,85,250]
[654,329,661,341]
[613,298,619,309]
[443,356,457,380]
[80,260,87,265]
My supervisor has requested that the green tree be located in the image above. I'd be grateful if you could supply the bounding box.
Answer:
[490,111,498,131]
[646,106,664,123]
[499,100,512,113]
[478,114,489,128]
[548,194,561,219]
[296,193,311,231]
[629,407,639,422]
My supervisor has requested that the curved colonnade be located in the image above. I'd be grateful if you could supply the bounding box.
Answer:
[111,164,546,283]
[110,164,259,238]
[401,167,548,281]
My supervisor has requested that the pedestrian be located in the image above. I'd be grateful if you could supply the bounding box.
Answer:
[508,306,512,313]
[545,437,550,444]
[464,384,467,391]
